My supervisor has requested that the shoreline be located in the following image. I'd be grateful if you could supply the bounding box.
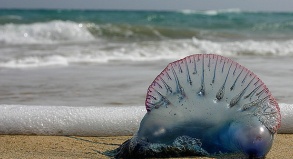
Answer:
[0,134,292,158]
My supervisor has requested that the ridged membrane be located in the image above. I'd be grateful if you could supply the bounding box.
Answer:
[146,54,280,133]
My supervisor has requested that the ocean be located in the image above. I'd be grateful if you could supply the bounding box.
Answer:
[0,9,292,135]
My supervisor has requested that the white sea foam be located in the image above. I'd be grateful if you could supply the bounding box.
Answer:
[0,105,145,136]
[0,55,69,68]
[0,103,291,136]
[191,38,293,56]
[180,8,241,15]
[278,103,293,133]
[0,38,292,68]
[0,20,94,44]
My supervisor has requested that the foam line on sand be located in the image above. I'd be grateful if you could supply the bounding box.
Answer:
[0,103,292,136]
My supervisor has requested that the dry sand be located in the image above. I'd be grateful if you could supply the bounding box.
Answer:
[0,134,292,159]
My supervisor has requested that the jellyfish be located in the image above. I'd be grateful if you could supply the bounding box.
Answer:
[107,54,281,158]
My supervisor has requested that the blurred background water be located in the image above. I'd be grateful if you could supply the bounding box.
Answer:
[0,9,292,106]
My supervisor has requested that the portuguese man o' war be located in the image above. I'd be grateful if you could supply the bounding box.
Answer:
[107,54,281,159]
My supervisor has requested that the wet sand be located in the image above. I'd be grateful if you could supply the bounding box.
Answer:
[0,134,292,158]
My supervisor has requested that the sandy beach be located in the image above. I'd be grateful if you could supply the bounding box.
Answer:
[0,134,292,158]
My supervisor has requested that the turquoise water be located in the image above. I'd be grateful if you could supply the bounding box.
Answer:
[0,9,292,106]
[1,9,293,40]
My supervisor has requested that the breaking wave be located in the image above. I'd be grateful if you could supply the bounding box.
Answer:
[0,20,95,44]
[0,38,292,68]
[1,19,293,45]
[0,20,203,43]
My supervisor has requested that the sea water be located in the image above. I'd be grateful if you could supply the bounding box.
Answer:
[0,9,292,135]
